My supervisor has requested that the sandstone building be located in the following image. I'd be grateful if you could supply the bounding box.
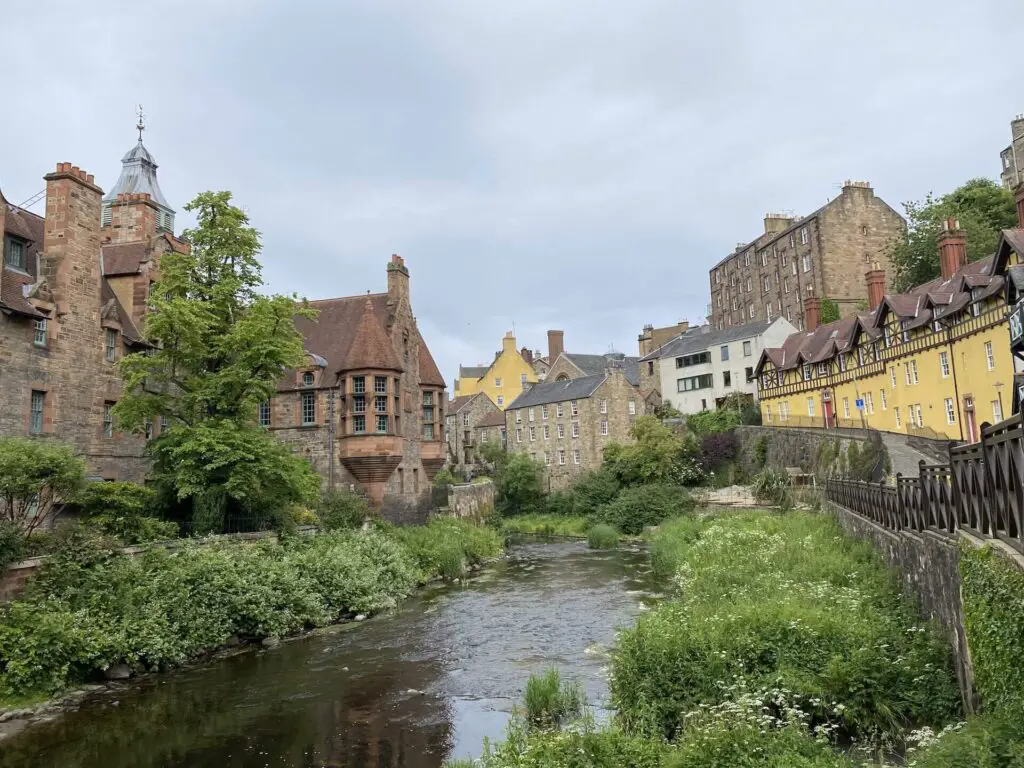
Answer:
[265,255,448,522]
[473,410,507,451]
[0,134,187,482]
[445,391,499,471]
[999,115,1024,191]
[504,363,641,490]
[709,182,905,331]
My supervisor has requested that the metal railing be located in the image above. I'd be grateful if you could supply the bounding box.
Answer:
[826,414,1024,554]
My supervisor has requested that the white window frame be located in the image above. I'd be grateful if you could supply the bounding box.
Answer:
[880,389,887,410]
[800,227,809,245]
[556,403,564,417]
[802,254,811,273]
[495,377,502,387]
[571,422,580,438]
[543,425,550,440]
[33,318,47,347]
[843,397,850,418]
[807,397,815,417]
[557,424,565,439]
[558,450,566,466]
[742,340,752,357]
[911,360,919,384]
[528,407,535,422]
[939,351,950,378]
[914,404,923,428]
[992,399,1003,422]
[945,398,956,425]
[570,400,578,416]
[573,449,581,465]
[496,395,504,406]
[516,410,522,423]
[515,428,522,443]
[541,406,548,420]
[105,328,118,362]
[600,419,608,436]
[628,400,636,416]
[985,341,995,371]
[529,426,536,441]
[599,399,607,414]
[865,392,873,414]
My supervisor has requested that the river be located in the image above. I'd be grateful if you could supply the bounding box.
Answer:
[0,540,659,768]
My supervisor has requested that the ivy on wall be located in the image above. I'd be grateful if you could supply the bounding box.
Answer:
[959,542,1024,712]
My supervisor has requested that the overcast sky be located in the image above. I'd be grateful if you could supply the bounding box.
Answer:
[2,1,1019,386]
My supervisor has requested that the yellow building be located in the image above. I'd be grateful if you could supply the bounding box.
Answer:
[453,332,539,409]
[755,218,1024,442]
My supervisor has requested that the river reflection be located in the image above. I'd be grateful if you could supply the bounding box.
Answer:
[0,541,658,768]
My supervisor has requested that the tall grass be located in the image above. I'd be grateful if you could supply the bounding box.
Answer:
[586,524,618,550]
[522,669,584,728]
[499,515,589,538]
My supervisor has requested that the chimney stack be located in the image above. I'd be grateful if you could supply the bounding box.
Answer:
[865,263,886,311]
[501,331,516,354]
[386,254,409,305]
[547,329,564,362]
[937,217,967,280]
[41,163,103,310]
[102,192,159,244]
[520,346,533,364]
[804,296,821,332]
[1015,182,1024,228]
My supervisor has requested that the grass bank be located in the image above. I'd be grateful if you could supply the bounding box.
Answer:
[0,517,501,705]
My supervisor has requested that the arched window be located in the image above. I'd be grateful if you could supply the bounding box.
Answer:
[556,374,570,382]
[302,371,314,387]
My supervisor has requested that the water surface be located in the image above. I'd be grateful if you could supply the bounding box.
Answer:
[0,541,658,768]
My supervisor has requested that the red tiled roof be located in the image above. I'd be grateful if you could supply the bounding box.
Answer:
[1,203,45,317]
[102,242,151,276]
[0,267,45,318]
[418,330,446,387]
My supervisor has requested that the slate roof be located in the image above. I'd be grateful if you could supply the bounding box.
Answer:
[102,242,151,276]
[459,365,488,379]
[639,319,776,362]
[506,374,606,410]
[446,395,475,415]
[103,140,173,211]
[475,411,507,428]
[564,353,640,386]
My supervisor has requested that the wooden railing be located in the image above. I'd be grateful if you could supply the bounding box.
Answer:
[826,414,1024,554]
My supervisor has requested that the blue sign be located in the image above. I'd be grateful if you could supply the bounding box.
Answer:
[855,398,865,410]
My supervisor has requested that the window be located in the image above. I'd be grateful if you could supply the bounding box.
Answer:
[521,373,528,385]
[677,374,714,392]
[573,449,581,465]
[801,254,810,273]
[676,351,711,368]
[556,403,564,417]
[890,367,897,389]
[744,251,751,266]
[914,404,923,428]
[571,422,580,438]
[570,400,578,416]
[353,376,365,394]
[528,408,535,422]
[748,304,755,319]
[302,371,314,387]
[939,351,950,378]
[807,397,815,417]
[515,410,522,423]
[628,400,636,415]
[742,340,752,357]
[4,237,26,269]
[816,362,828,377]
[515,428,522,443]
[462,413,469,427]
[301,391,316,425]
[557,424,565,439]
[761,250,768,266]
[544,451,551,466]
[992,399,1003,422]
[30,390,44,434]
[529,426,536,441]
[494,377,502,388]
[647,361,654,375]
[103,401,114,437]
[746,277,752,293]
[600,419,608,436]
[423,404,434,421]
[910,360,919,384]
[791,261,797,276]
[33,318,47,347]
[745,366,754,382]
[945,398,956,425]
[763,276,770,292]
[160,415,169,433]
[374,376,387,394]
[599,398,607,414]
[766,303,772,320]
[843,397,850,418]
[865,393,874,414]
[720,345,730,362]
[783,278,790,294]
[802,363,812,381]
[781,250,788,266]
[558,450,566,465]
[800,227,809,245]
[985,341,995,370]
[258,401,271,427]
[375,414,387,433]
[145,419,153,440]
[353,394,365,413]
[723,370,732,387]
[780,402,788,421]
[423,423,434,439]
[105,329,118,362]
[904,363,911,385]
[496,395,504,406]
[880,389,887,410]
[766,405,773,422]
[541,406,548,420]
[375,395,387,413]
[423,391,433,406]
[894,406,901,428]
[543,425,550,439]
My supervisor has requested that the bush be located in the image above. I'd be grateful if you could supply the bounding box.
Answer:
[0,439,86,536]
[432,468,457,490]
[0,522,25,569]
[494,454,546,516]
[499,515,589,538]
[603,417,704,488]
[542,490,576,517]
[394,517,502,582]
[587,524,618,549]
[685,409,740,437]
[752,468,792,508]
[317,489,372,531]
[908,703,1024,766]
[753,435,769,468]
[591,484,694,535]
[565,468,620,516]
[699,431,738,472]
[473,722,667,768]
[69,482,178,544]
[522,669,583,728]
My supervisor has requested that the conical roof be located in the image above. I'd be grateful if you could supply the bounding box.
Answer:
[102,139,173,211]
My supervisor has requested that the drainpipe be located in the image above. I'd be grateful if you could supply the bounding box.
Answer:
[946,329,965,443]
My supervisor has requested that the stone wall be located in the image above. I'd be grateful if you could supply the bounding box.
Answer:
[447,480,495,522]
[736,424,871,479]
[827,500,980,711]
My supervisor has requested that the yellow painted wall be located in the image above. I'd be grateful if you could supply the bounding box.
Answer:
[457,333,539,409]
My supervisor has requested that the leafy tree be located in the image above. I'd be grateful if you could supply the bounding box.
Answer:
[603,416,704,487]
[0,438,85,536]
[889,178,1017,291]
[494,453,546,515]
[317,488,372,530]
[820,297,840,324]
[69,481,177,543]
[477,440,509,473]
[115,191,320,528]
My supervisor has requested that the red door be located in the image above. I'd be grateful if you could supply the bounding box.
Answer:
[822,394,834,428]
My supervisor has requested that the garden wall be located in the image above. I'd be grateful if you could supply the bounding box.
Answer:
[736,425,869,479]
[447,481,495,522]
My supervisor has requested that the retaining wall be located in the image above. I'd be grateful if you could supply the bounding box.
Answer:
[447,481,495,522]
[736,425,870,479]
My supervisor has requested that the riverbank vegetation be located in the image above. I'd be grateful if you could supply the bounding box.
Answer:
[458,509,968,767]
[0,517,500,703]
[585,524,618,549]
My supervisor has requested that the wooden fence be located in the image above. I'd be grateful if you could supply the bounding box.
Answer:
[827,414,1024,554]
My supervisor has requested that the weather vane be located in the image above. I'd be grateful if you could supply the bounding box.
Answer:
[136,104,146,141]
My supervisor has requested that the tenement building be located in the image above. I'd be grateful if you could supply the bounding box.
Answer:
[0,133,188,482]
[708,181,905,331]
[638,318,796,414]
[445,391,500,472]
[755,189,1024,442]
[266,255,448,522]
[504,363,641,489]
[999,114,1024,191]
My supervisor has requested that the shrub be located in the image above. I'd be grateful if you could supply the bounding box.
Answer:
[565,468,620,516]
[907,703,1024,766]
[685,409,740,437]
[591,484,694,535]
[0,439,86,536]
[494,454,546,516]
[395,517,502,582]
[317,489,372,531]
[699,431,738,472]
[522,669,583,728]
[542,490,576,517]
[0,522,25,569]
[474,722,667,767]
[69,482,178,544]
[752,468,792,508]
[604,418,704,488]
[753,435,769,468]
[500,515,589,538]
[587,524,618,549]
[433,468,457,490]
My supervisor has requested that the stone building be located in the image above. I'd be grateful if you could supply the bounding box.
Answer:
[473,410,507,451]
[452,331,539,408]
[0,134,187,482]
[445,391,499,470]
[504,364,641,490]
[999,114,1024,191]
[266,255,447,523]
[708,181,905,331]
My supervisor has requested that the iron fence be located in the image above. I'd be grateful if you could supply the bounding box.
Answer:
[826,413,1024,554]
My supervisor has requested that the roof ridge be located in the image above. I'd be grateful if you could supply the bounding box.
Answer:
[306,292,387,305]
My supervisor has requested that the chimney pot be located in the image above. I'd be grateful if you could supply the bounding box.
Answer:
[937,217,967,280]
[865,263,886,311]
[804,296,822,332]
[547,329,564,362]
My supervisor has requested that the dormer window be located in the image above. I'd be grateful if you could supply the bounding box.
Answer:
[4,237,26,270]
[302,371,314,387]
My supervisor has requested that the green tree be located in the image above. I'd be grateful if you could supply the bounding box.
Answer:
[820,297,840,324]
[0,438,85,535]
[494,453,546,515]
[889,178,1017,291]
[115,191,320,528]
[603,416,704,487]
